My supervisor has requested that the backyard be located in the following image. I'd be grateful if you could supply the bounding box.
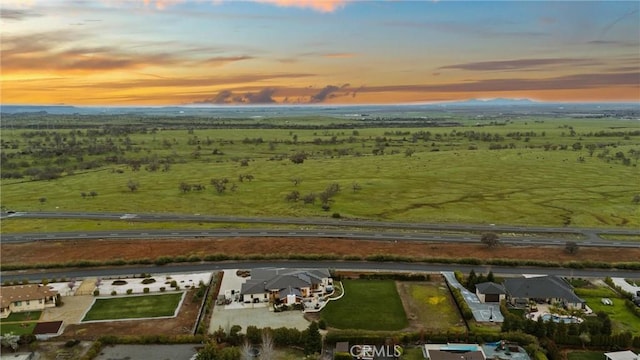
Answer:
[320,279,408,331]
[566,350,604,360]
[82,293,184,322]
[574,286,640,336]
[0,311,42,335]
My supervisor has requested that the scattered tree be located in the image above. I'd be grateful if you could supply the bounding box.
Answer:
[565,241,579,254]
[179,182,192,193]
[285,190,300,202]
[260,330,274,360]
[0,332,19,352]
[481,232,500,248]
[39,197,47,204]
[290,152,307,164]
[127,180,139,192]
[303,321,322,355]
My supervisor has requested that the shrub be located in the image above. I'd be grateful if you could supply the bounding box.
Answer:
[318,319,327,330]
[143,287,150,294]
[160,287,166,292]
[141,278,156,285]
[93,289,100,296]
[170,280,178,288]
[111,290,117,296]
[126,289,133,295]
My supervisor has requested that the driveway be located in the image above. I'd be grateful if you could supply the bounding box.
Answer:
[40,295,95,330]
[441,271,503,323]
[612,278,640,295]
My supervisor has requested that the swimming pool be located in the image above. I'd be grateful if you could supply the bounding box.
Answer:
[540,313,581,324]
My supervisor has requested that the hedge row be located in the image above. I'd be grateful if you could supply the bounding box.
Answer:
[450,287,474,320]
[2,253,639,272]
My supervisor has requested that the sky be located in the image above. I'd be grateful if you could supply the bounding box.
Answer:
[1,0,639,105]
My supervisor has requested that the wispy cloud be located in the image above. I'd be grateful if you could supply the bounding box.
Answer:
[323,53,357,59]
[359,72,640,93]
[440,58,600,72]
[199,55,254,67]
[0,8,41,20]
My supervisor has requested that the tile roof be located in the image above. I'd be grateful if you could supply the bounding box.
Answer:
[0,284,58,308]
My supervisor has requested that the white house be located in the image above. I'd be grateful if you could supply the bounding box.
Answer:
[0,285,58,318]
[240,268,332,305]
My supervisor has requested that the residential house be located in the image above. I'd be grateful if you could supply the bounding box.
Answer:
[475,282,506,303]
[502,275,585,309]
[605,351,639,360]
[0,285,58,318]
[240,268,332,305]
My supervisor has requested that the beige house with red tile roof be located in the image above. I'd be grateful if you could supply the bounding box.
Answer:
[0,285,58,318]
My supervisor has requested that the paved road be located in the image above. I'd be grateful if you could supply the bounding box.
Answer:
[3,211,639,238]
[2,211,639,247]
[2,228,639,247]
[2,261,640,283]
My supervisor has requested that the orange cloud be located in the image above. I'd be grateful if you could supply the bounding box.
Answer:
[323,53,357,58]
[254,0,349,12]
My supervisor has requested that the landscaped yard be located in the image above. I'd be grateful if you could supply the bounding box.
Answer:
[0,311,41,323]
[321,280,408,331]
[0,322,37,335]
[82,293,184,322]
[566,350,604,360]
[574,287,640,335]
[400,282,465,331]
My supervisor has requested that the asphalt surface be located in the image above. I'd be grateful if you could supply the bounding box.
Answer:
[3,261,640,283]
[2,211,639,247]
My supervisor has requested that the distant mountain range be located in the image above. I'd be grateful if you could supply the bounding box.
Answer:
[1,99,637,116]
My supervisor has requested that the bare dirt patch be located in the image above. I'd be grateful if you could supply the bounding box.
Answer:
[2,237,639,266]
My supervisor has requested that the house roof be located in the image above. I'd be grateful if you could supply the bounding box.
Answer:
[279,286,302,298]
[240,268,330,295]
[426,349,485,360]
[0,284,58,308]
[503,275,583,304]
[605,350,639,360]
[476,282,506,295]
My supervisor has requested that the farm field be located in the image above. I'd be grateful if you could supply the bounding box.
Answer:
[2,117,639,229]
[397,282,465,332]
[82,293,183,322]
[574,286,640,335]
[320,280,408,331]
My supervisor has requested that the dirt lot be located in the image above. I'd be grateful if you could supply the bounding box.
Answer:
[2,237,639,266]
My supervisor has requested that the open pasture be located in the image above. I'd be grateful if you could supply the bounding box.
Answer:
[1,117,638,229]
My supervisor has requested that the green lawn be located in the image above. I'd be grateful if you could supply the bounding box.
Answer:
[0,311,41,323]
[321,280,408,331]
[566,350,604,360]
[2,118,639,230]
[0,322,36,335]
[575,287,640,335]
[401,347,425,360]
[403,282,465,331]
[82,293,183,321]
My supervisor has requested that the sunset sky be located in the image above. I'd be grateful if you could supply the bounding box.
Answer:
[1,0,639,105]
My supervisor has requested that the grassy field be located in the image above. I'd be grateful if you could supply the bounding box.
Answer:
[321,280,408,330]
[1,118,639,230]
[574,286,640,335]
[82,293,183,321]
[405,282,465,331]
[566,351,604,360]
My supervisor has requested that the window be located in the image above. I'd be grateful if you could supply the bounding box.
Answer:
[39,299,43,304]
[26,301,30,305]
[15,301,22,306]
